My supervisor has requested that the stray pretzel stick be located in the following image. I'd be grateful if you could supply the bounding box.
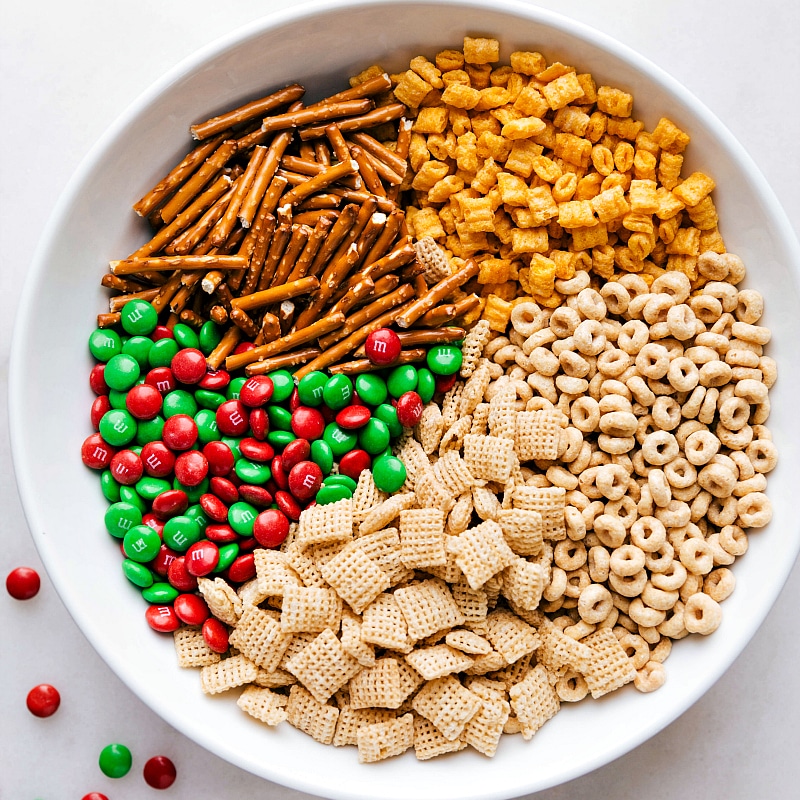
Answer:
[190,83,306,140]
[150,271,184,314]
[110,254,248,275]
[108,287,161,312]
[167,182,238,254]
[257,221,292,290]
[97,312,121,328]
[230,276,319,312]
[179,309,206,328]
[292,300,414,380]
[242,347,321,374]
[394,259,480,328]
[210,305,228,325]
[347,131,408,178]
[159,139,238,224]
[314,140,331,165]
[209,145,267,246]
[206,325,242,370]
[328,348,427,375]
[201,270,226,294]
[285,215,334,282]
[418,293,481,327]
[132,133,226,217]
[226,313,345,372]
[316,283,416,349]
[261,98,373,134]
[298,103,406,140]
[348,145,385,196]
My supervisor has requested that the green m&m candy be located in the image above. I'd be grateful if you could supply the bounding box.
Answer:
[122,559,154,588]
[99,743,133,779]
[235,458,272,485]
[416,367,436,403]
[322,474,358,493]
[104,354,140,391]
[195,389,226,410]
[358,418,391,455]
[426,344,463,375]
[119,299,158,336]
[174,476,209,504]
[354,373,388,406]
[142,582,179,604]
[226,376,247,401]
[267,405,293,431]
[122,524,161,563]
[121,335,153,368]
[323,374,353,410]
[99,409,137,446]
[100,469,121,503]
[267,370,295,403]
[119,485,147,514]
[229,501,258,536]
[162,515,201,552]
[297,371,328,407]
[386,364,418,398]
[372,455,407,493]
[267,430,296,449]
[135,414,165,445]
[323,422,358,457]
[104,501,142,538]
[214,542,240,572]
[198,320,223,354]
[315,483,352,505]
[171,322,199,350]
[162,389,197,418]
[310,439,334,475]
[88,328,122,362]
[108,389,128,410]
[373,403,403,438]
[148,337,179,368]
[194,408,220,444]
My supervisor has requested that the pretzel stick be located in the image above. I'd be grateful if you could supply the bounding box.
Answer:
[167,182,238,254]
[316,283,415,349]
[328,348,427,375]
[110,254,247,275]
[418,294,480,327]
[97,312,121,328]
[285,215,333,282]
[229,306,260,338]
[387,118,413,202]
[240,212,276,296]
[354,145,403,187]
[324,123,361,189]
[230,276,319,312]
[158,140,238,224]
[169,272,203,314]
[292,300,414,380]
[179,309,206,328]
[238,123,296,220]
[267,225,311,288]
[348,145,385,197]
[206,325,242,370]
[305,203,359,277]
[327,277,374,317]
[321,72,392,104]
[132,133,226,217]
[226,313,345,372]
[281,155,359,189]
[257,221,292,290]
[242,347,321,374]
[150,271,184,314]
[327,187,396,213]
[394,259,479,328]
[210,306,228,325]
[190,83,305,140]
[359,239,416,283]
[361,208,405,268]
[201,270,226,294]
[101,273,148,294]
[299,104,406,140]
[261,99,373,134]
[314,140,331,165]
[296,194,342,210]
[279,159,359,207]
[347,131,408,178]
[254,312,282,346]
[108,287,161,312]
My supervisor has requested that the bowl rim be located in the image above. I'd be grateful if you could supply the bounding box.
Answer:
[9,0,800,798]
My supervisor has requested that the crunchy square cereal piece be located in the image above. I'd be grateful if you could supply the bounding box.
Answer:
[496,171,529,206]
[553,132,591,167]
[477,256,516,285]
[446,628,493,655]
[349,657,408,709]
[413,469,456,514]
[358,492,416,535]
[319,541,390,614]
[237,685,288,726]
[394,578,465,640]
[485,608,540,664]
[510,50,547,75]
[512,485,566,540]
[463,36,500,65]
[405,644,475,680]
[394,69,433,108]
[280,585,342,634]
[413,236,452,284]
[434,451,476,496]
[526,186,560,225]
[286,684,339,744]
[398,507,447,570]
[463,433,517,483]
[510,227,549,255]
[282,541,326,588]
[628,179,659,214]
[238,577,269,608]
[174,626,221,669]
[200,653,258,695]
[672,171,716,207]
[687,195,719,230]
[591,184,630,223]
[535,619,594,674]
[475,86,510,111]
[496,508,543,556]
[658,151,684,191]
[571,222,609,251]
[410,207,446,241]
[229,604,292,671]
[254,549,303,598]
[253,666,296,689]
[412,675,482,740]
[340,607,376,667]
[414,106,450,134]
[333,706,396,747]
[665,226,701,256]
[488,382,516,440]
[442,82,482,109]
[361,593,415,652]
[446,520,517,590]
[651,117,691,154]
[462,692,511,757]
[459,318,492,378]
[515,409,562,461]
[531,154,563,183]
[285,628,362,704]
[581,628,637,698]
[501,558,546,611]
[413,713,469,760]
[502,117,547,140]
[351,468,388,524]
[505,139,545,177]
[540,72,584,110]
[527,253,557,296]
[461,195,496,232]
[197,577,242,627]
[451,579,490,626]
[412,159,451,192]
[357,713,415,763]
[296,498,353,548]
[508,664,560,740]
[410,55,443,87]
[558,199,596,228]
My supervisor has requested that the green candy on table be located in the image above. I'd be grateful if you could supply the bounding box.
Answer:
[386,364,418,398]
[226,376,247,400]
[121,334,153,367]
[416,367,436,403]
[228,501,258,536]
[267,430,296,449]
[88,328,122,362]
[135,476,171,501]
[214,542,240,572]
[122,559,154,588]
[315,483,353,504]
[198,319,223,354]
[267,405,293,431]
[194,408,221,443]
[119,485,146,513]
[119,298,158,336]
[310,439,334,474]
[373,403,403,438]
[100,469,121,502]
[267,369,295,402]
[195,389,227,410]
[162,389,197,418]
[103,353,140,391]
[323,422,358,457]
[354,373,388,406]
[98,743,133,779]
[358,417,391,455]
[104,501,142,538]
[323,373,354,410]
[142,581,179,604]
[235,458,272,485]
[174,476,209,503]
[99,408,137,446]
[122,524,161,563]
[135,414,165,445]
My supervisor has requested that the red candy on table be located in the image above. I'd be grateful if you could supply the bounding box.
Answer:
[173,593,209,626]
[6,566,41,600]
[199,493,229,522]
[338,449,372,480]
[110,449,144,485]
[365,327,402,366]
[151,544,177,577]
[82,794,110,800]
[233,341,255,354]
[145,604,180,632]
[26,683,61,718]
[126,383,163,420]
[174,450,209,487]
[216,399,249,436]
[145,366,177,395]
[204,523,238,544]
[203,441,235,477]
[336,405,371,429]
[90,395,111,429]
[396,390,424,427]
[161,414,198,450]
[291,406,325,440]
[151,324,174,341]
[239,375,274,407]
[185,540,219,577]
[202,617,229,653]
[81,433,115,469]
[209,475,239,504]
[281,438,310,470]
[198,368,230,391]
[270,455,288,490]
[170,347,207,384]
[143,754,177,790]
[435,372,458,393]
[141,441,176,478]
[275,490,302,521]
[253,508,291,548]
[288,460,323,501]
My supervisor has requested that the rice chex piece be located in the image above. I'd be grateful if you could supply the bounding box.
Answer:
[173,626,221,668]
[413,714,469,760]
[405,644,474,680]
[348,657,408,709]
[395,658,425,699]
[472,485,502,522]
[581,628,637,698]
[228,604,292,671]
[197,577,243,626]
[253,667,296,689]
[352,526,413,586]
[361,593,415,653]
[485,609,540,665]
[254,549,303,597]
[445,629,493,655]
[470,402,490,436]
[411,675,482,740]
[296,497,354,547]
[351,469,388,523]
[496,508,543,556]
[534,618,594,674]
[340,607,376,667]
[462,693,511,757]
[414,469,456,514]
[200,654,258,695]
[319,541,391,613]
[460,319,492,378]
[394,579,465,640]
[451,580,489,626]
[434,451,476,496]
[358,493,416,535]
[357,713,415,763]
[307,540,348,571]
[286,685,339,745]
[418,403,445,454]
[509,664,560,740]
[283,542,327,588]
[460,360,492,416]
[426,549,464,584]
[285,628,362,704]
[440,382,464,430]
[278,632,316,670]
[501,557,546,611]
[446,520,517,590]
[515,409,562,461]
[446,492,474,535]
[280,584,342,633]
[236,685,288,726]
[511,485,567,540]
[463,434,517,483]
[465,649,508,675]
[238,578,269,607]
[414,235,452,283]
[438,415,472,456]
[398,508,447,569]
[487,381,516,440]
[333,706,397,747]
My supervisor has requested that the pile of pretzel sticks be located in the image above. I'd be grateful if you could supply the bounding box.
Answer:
[99,73,481,377]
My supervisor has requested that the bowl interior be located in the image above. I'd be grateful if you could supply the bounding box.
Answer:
[10,1,800,798]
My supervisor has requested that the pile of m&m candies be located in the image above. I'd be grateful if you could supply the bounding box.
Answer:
[81,299,464,638]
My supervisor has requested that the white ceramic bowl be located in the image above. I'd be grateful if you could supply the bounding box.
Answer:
[10,1,800,798]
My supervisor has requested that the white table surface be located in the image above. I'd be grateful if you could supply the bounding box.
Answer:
[2,1,799,797]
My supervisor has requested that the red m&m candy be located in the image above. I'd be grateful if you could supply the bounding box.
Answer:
[365,327,402,366]
[143,755,177,789]
[288,461,323,501]
[202,617,229,653]
[171,347,207,384]
[253,508,291,548]
[26,684,61,717]
[109,449,144,485]
[396,391,424,427]
[162,414,198,450]
[291,406,325,440]
[239,375,274,407]
[126,383,163,420]
[81,433,116,469]
[216,399,249,436]
[145,604,180,632]
[6,566,41,600]
[141,441,176,478]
